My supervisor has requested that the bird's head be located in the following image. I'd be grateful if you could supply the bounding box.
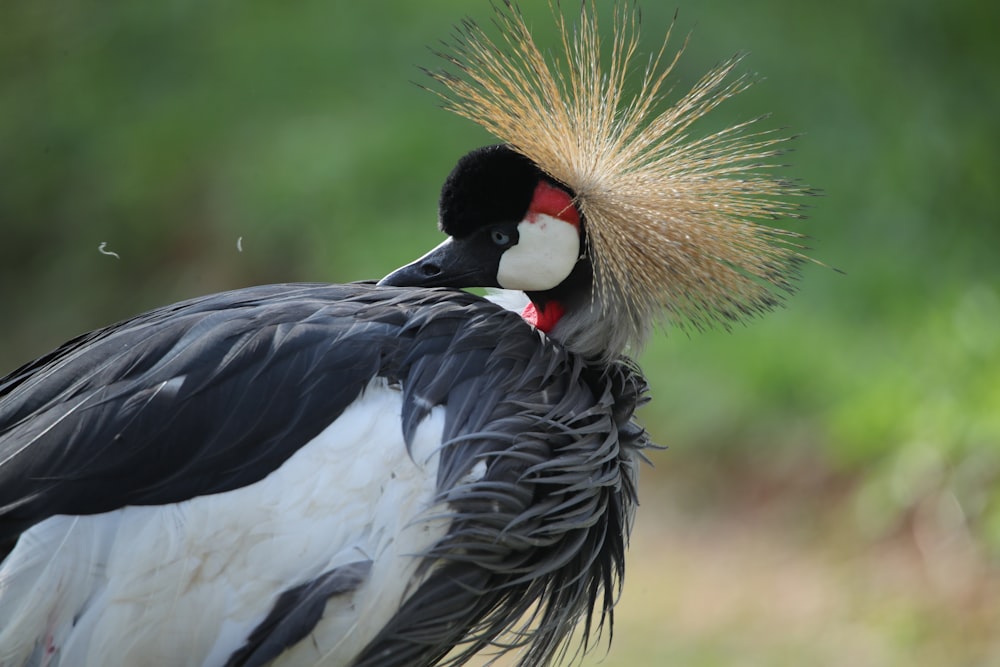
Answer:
[380,3,816,361]
[379,145,592,337]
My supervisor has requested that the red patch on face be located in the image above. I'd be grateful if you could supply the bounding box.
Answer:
[521,300,566,333]
[527,181,580,227]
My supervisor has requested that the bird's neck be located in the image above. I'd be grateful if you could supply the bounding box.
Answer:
[520,300,565,333]
[522,257,590,333]
[521,258,642,361]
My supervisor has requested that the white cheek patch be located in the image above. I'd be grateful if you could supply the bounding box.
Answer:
[497,214,580,291]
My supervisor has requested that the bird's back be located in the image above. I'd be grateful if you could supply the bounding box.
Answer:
[0,283,648,666]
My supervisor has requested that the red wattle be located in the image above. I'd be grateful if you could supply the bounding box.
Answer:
[521,301,565,333]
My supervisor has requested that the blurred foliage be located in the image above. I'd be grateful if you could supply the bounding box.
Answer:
[2,0,999,661]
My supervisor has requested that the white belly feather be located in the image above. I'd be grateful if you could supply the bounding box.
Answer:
[0,379,452,667]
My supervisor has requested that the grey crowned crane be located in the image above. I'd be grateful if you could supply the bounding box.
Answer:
[0,4,812,667]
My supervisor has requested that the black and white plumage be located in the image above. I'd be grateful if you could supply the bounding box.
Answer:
[1,3,810,666]
[0,284,645,666]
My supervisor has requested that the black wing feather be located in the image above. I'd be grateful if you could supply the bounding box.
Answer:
[224,560,374,667]
[352,324,651,667]
[0,283,488,542]
[0,281,651,666]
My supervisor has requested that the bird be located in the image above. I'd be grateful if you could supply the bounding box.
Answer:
[0,3,811,666]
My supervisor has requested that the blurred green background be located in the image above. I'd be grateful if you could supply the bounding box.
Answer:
[2,0,997,664]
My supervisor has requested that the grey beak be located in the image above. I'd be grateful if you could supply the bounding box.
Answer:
[378,238,498,289]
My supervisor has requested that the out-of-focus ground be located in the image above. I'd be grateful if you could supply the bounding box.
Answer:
[474,468,1000,666]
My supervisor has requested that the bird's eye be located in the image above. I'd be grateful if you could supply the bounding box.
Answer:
[491,229,512,246]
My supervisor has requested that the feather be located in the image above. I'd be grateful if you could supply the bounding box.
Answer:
[425,1,816,350]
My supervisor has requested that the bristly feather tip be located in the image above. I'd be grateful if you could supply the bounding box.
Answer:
[425,1,814,347]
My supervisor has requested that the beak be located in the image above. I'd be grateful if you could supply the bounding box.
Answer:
[377,238,497,289]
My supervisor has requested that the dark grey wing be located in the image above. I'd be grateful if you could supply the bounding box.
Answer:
[0,278,651,665]
[351,338,651,667]
[0,283,440,542]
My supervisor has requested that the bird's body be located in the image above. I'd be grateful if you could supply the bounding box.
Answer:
[0,284,645,666]
[0,3,812,665]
